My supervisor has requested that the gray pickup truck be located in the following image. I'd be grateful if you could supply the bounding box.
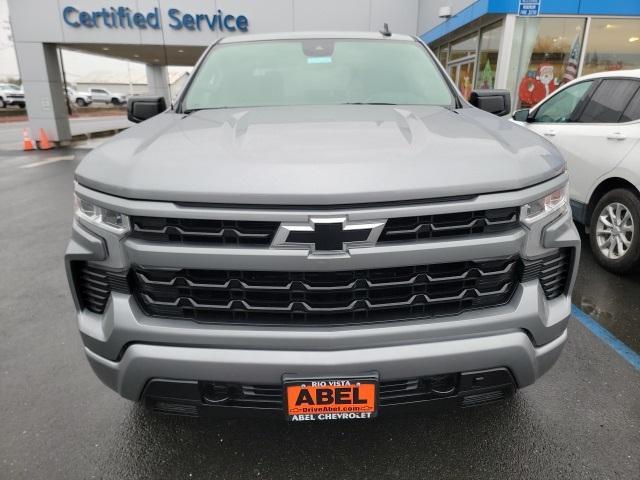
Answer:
[65,31,580,421]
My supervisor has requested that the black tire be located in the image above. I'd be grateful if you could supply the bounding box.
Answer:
[76,98,86,107]
[18,102,25,109]
[0,97,5,108]
[111,98,120,106]
[589,188,640,274]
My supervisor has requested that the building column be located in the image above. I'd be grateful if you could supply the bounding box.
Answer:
[145,64,171,106]
[14,42,71,146]
[494,14,517,90]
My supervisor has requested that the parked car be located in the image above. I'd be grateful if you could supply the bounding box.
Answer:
[513,69,640,273]
[88,88,127,106]
[65,87,93,107]
[66,32,580,420]
[0,83,25,108]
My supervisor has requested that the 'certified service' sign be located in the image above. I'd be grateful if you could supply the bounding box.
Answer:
[62,6,249,32]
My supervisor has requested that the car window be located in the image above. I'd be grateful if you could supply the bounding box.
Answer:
[621,88,640,122]
[577,79,640,123]
[533,81,593,123]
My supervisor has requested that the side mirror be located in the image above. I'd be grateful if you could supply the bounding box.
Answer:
[512,108,533,122]
[469,89,511,116]
[127,96,166,123]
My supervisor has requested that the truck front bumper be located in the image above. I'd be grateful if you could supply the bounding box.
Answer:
[85,319,566,403]
[66,176,580,414]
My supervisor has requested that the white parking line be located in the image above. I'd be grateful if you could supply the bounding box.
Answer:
[20,155,76,169]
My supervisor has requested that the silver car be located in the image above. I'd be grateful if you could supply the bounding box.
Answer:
[0,83,25,108]
[89,88,127,106]
[65,32,580,421]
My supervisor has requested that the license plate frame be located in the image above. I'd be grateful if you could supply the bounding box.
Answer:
[283,373,379,422]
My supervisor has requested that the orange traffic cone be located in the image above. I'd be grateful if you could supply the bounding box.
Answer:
[38,128,53,150]
[22,128,36,151]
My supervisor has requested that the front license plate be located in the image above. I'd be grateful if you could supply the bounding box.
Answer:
[284,375,378,422]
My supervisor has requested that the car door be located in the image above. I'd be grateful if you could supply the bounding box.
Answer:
[524,78,640,205]
[91,89,107,102]
[571,79,640,201]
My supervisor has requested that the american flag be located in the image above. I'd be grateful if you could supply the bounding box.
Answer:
[562,34,580,84]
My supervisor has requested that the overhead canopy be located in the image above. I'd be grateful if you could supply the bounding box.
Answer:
[63,43,206,66]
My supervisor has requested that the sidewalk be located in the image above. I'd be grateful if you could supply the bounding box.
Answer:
[0,116,132,150]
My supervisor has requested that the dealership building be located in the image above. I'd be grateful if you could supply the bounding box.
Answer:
[7,0,640,145]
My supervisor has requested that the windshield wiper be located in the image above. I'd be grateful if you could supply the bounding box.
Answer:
[182,108,204,115]
[182,106,233,115]
[340,102,398,105]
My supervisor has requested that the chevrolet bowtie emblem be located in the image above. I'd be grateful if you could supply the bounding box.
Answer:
[272,217,386,255]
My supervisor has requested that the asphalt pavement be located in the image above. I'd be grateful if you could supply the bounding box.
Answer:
[0,147,638,480]
[573,237,640,354]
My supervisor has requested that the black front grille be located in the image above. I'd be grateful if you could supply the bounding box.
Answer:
[129,208,520,248]
[522,249,571,300]
[379,207,520,243]
[131,256,520,326]
[129,217,279,246]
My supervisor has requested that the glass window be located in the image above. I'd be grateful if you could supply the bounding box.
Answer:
[449,33,478,62]
[183,40,455,110]
[514,17,586,108]
[578,79,640,123]
[437,45,449,66]
[449,61,476,100]
[582,19,640,75]
[475,22,503,90]
[533,80,593,123]
[621,89,640,122]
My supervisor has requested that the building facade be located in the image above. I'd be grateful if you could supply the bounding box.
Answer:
[422,0,640,109]
[6,0,640,144]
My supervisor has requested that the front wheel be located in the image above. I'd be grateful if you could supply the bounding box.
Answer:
[76,98,86,107]
[589,188,640,273]
[0,98,5,108]
[111,98,120,106]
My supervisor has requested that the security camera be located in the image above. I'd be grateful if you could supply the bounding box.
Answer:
[438,6,452,19]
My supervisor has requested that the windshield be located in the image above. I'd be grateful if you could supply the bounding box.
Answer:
[183,39,454,110]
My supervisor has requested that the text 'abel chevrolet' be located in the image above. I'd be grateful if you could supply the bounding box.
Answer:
[65,31,580,421]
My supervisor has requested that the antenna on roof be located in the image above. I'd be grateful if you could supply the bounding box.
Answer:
[379,23,392,37]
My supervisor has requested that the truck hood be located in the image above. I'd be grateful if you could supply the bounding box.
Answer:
[75,105,564,205]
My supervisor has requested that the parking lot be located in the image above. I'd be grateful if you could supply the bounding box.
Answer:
[0,146,638,479]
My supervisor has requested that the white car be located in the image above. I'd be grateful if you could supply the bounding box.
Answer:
[65,87,93,107]
[513,69,640,273]
[0,83,25,108]
[89,88,126,106]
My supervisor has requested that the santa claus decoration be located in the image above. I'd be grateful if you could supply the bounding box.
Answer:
[518,63,557,106]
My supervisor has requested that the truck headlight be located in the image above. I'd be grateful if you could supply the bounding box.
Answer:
[74,194,130,234]
[522,184,568,225]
